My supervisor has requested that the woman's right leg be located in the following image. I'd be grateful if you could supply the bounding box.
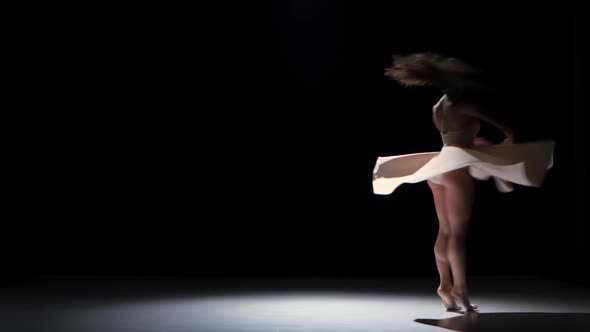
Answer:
[441,168,478,311]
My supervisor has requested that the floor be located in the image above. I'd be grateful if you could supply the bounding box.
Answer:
[1,275,589,331]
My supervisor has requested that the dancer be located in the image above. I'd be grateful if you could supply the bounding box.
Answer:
[373,52,555,312]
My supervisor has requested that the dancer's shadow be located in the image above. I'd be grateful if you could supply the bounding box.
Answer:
[415,312,590,331]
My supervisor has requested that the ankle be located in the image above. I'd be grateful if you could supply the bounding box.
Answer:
[438,284,453,291]
[452,287,469,295]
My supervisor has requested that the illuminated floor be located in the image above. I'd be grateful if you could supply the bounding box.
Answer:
[1,276,590,331]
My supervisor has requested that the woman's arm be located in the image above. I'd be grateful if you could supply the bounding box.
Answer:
[473,137,493,146]
[458,104,515,144]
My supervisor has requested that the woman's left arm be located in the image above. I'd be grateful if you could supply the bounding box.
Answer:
[459,104,515,144]
[473,137,493,146]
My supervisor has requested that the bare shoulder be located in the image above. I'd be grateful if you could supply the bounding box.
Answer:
[432,94,451,113]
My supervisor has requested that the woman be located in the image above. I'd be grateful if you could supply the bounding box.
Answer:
[373,52,555,312]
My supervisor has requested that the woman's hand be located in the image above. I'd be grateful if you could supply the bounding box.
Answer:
[473,137,493,147]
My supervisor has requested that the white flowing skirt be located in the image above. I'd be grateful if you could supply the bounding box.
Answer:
[372,140,555,195]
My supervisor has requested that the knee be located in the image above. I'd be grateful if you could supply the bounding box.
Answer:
[438,227,450,237]
[449,231,468,242]
[448,211,472,224]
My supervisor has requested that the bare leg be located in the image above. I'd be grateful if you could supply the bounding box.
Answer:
[441,168,478,311]
[427,179,461,311]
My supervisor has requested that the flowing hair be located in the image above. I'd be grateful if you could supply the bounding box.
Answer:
[384,52,493,102]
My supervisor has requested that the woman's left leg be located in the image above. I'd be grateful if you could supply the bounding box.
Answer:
[427,179,459,310]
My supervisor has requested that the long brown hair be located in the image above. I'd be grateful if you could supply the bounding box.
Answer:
[384,52,493,103]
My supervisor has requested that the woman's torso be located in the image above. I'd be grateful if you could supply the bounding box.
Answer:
[432,94,481,148]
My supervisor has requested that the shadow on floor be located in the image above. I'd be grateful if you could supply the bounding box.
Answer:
[415,312,590,331]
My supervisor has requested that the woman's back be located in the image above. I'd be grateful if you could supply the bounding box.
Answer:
[432,94,480,132]
[433,94,481,147]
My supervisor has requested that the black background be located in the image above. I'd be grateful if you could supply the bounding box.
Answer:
[1,1,587,281]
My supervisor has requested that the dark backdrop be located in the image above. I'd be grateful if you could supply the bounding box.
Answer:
[2,1,587,281]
